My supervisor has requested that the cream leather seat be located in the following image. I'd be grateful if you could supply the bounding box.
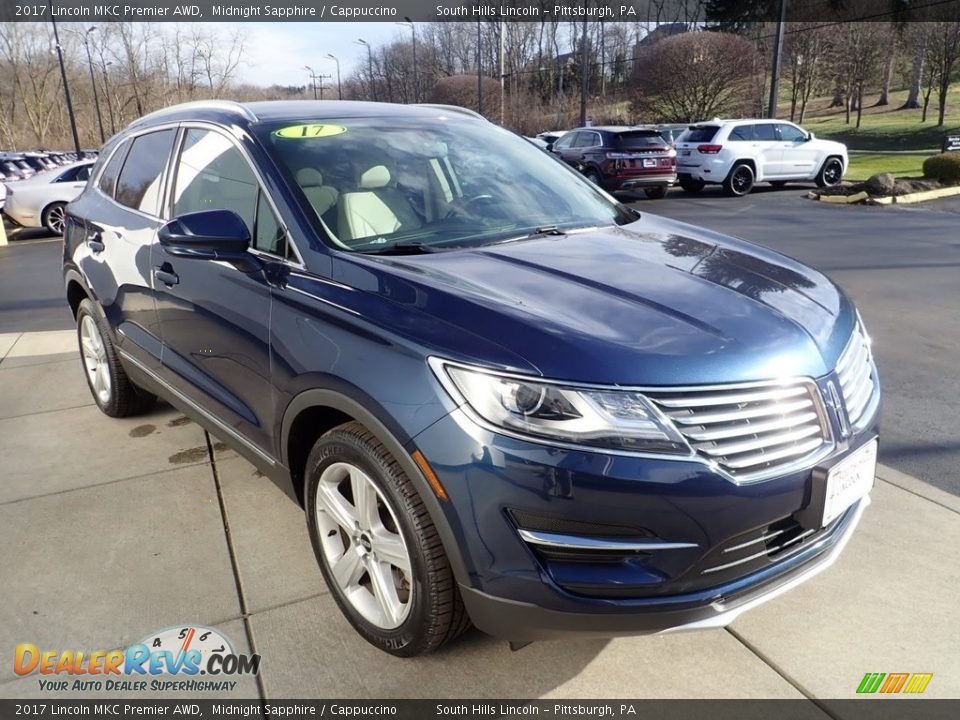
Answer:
[295,168,339,219]
[338,165,421,242]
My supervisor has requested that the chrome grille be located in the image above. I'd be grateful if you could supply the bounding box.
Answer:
[835,325,878,430]
[647,380,831,482]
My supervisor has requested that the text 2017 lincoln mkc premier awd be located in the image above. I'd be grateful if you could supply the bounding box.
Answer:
[63,101,880,656]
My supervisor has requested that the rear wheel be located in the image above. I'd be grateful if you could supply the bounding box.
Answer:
[76,299,156,417]
[645,185,668,200]
[305,422,470,656]
[679,178,705,193]
[723,163,755,197]
[584,169,602,185]
[816,157,844,187]
[43,202,67,235]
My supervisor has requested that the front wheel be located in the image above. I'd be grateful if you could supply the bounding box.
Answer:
[723,163,755,197]
[816,157,844,187]
[305,422,470,656]
[584,169,602,185]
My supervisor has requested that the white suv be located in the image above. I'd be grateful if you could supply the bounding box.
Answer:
[675,119,847,196]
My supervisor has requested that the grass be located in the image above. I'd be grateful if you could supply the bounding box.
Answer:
[783,85,960,152]
[845,153,932,181]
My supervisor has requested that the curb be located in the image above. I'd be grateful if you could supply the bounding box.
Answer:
[876,462,960,515]
[869,184,960,205]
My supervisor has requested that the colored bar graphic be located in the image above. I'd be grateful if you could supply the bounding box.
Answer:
[857,672,933,694]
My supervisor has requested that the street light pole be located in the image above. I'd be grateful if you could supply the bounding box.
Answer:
[398,19,418,103]
[325,53,342,100]
[83,27,105,144]
[768,0,788,119]
[579,18,588,127]
[101,61,115,135]
[476,20,482,115]
[48,0,82,156]
[356,39,376,101]
[305,65,318,100]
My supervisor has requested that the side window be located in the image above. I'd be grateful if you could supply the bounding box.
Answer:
[97,142,129,198]
[553,133,574,150]
[76,165,91,182]
[115,129,177,214]
[729,125,752,141]
[752,124,777,141]
[574,132,597,148]
[172,128,257,235]
[778,124,807,142]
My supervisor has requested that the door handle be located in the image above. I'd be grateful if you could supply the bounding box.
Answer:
[154,266,180,286]
[86,231,104,253]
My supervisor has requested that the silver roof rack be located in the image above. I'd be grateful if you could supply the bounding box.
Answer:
[130,100,258,128]
[413,104,487,121]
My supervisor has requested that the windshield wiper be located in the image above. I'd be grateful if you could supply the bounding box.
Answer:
[361,241,444,256]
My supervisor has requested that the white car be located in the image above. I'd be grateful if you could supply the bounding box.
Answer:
[2,160,94,234]
[675,119,847,196]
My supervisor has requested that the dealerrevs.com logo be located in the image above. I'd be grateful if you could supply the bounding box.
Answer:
[14,625,260,693]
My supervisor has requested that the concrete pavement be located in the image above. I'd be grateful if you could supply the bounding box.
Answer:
[0,330,957,705]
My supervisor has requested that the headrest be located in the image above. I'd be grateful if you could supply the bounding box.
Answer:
[359,165,390,189]
[296,168,323,188]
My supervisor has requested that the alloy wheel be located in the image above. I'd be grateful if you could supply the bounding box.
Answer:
[823,159,843,186]
[47,204,66,234]
[313,461,413,630]
[79,315,111,405]
[731,166,753,195]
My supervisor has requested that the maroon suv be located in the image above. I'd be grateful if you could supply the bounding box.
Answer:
[551,126,677,198]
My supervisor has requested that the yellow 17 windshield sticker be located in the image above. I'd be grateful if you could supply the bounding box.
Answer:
[274,124,346,139]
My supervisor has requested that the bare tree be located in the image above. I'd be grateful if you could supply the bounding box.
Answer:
[925,21,960,126]
[635,31,762,123]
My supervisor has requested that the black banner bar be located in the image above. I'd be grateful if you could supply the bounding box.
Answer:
[1,700,958,720]
[2,0,960,24]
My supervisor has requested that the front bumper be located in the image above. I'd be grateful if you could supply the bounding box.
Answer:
[412,394,878,642]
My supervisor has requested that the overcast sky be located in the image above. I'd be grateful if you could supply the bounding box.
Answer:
[237,23,405,88]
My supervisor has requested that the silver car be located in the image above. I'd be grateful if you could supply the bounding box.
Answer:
[2,160,94,235]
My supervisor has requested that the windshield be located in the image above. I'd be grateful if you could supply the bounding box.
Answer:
[256,116,634,253]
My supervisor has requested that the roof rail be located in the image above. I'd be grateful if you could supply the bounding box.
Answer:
[129,100,258,128]
[414,104,487,121]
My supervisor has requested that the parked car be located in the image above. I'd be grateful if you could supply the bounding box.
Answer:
[675,119,848,196]
[0,154,35,181]
[654,123,689,147]
[3,160,94,234]
[535,130,568,150]
[64,100,879,657]
[524,136,550,150]
[551,125,677,198]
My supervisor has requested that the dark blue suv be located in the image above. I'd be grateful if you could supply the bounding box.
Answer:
[63,101,880,656]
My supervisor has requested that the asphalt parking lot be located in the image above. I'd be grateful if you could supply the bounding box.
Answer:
[1,189,958,703]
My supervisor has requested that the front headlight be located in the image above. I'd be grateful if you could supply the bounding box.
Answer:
[430,359,690,454]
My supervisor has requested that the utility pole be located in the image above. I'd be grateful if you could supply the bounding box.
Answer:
[768,0,788,119]
[579,18,588,126]
[499,20,505,125]
[325,54,342,100]
[101,61,115,134]
[476,20,482,115]
[82,27,105,144]
[49,0,82,157]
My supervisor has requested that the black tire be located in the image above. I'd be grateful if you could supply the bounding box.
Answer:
[816,156,844,188]
[723,162,755,197]
[770,181,787,189]
[76,298,156,417]
[305,422,470,657]
[645,185,668,200]
[679,178,705,193]
[43,202,67,235]
[584,169,602,185]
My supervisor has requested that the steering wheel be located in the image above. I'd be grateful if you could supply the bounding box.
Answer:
[444,194,497,220]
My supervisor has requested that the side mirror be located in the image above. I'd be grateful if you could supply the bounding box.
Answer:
[158,209,260,272]
[807,132,815,141]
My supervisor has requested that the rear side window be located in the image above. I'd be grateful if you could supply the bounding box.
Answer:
[680,126,719,143]
[617,131,668,149]
[115,130,176,215]
[728,125,752,141]
[97,143,129,198]
[752,124,777,141]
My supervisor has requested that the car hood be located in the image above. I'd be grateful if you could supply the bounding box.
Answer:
[335,214,857,386]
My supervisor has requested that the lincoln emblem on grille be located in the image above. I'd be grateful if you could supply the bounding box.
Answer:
[825,380,851,440]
